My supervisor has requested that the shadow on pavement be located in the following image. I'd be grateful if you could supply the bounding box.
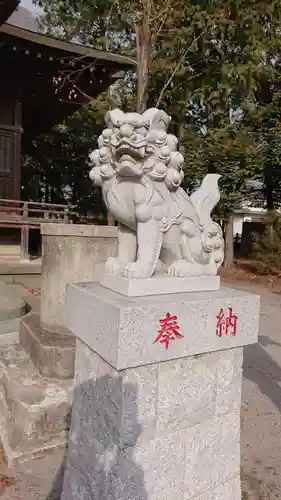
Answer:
[244,335,281,412]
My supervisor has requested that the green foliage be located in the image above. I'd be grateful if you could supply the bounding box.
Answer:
[247,87,281,209]
[31,0,281,223]
[252,213,281,275]
[182,120,261,221]
[148,0,281,220]
[22,93,113,220]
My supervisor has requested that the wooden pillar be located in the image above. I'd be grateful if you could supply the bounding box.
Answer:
[13,90,22,200]
[20,225,29,260]
[20,201,29,260]
[63,207,69,223]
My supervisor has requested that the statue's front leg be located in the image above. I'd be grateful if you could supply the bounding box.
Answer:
[105,223,136,275]
[124,219,163,279]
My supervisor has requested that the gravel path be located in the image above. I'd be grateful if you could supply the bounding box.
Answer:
[0,282,280,499]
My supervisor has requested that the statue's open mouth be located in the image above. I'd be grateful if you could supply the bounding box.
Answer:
[115,144,145,164]
[114,146,145,177]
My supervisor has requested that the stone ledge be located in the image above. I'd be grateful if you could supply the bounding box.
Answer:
[20,313,75,379]
[0,283,27,322]
[100,274,220,297]
[41,223,118,238]
[0,261,41,275]
[65,282,260,370]
[0,285,40,343]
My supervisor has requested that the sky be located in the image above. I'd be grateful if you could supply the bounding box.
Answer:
[20,0,41,14]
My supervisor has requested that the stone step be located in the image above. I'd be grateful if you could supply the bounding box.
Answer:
[0,250,21,255]
[0,245,21,254]
[0,254,21,260]
[0,343,73,466]
[0,245,22,262]
[0,258,21,263]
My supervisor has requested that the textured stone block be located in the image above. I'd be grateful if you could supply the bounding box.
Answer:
[184,412,240,498]
[0,283,26,322]
[123,428,187,500]
[157,356,216,432]
[0,344,72,466]
[65,282,260,369]
[215,348,243,416]
[20,313,75,379]
[73,342,157,449]
[63,283,259,499]
[121,365,157,447]
[40,224,117,332]
[62,340,245,500]
[190,476,241,500]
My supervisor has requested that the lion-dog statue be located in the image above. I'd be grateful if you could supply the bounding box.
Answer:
[89,108,224,279]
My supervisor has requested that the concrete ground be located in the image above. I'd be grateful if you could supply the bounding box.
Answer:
[0,282,280,499]
[240,284,281,500]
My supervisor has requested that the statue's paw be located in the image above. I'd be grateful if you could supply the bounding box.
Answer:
[168,260,202,277]
[168,260,188,277]
[105,257,124,275]
[204,263,218,276]
[124,261,151,279]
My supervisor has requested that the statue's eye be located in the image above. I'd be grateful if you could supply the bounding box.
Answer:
[135,127,145,135]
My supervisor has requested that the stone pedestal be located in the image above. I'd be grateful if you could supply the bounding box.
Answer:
[0,226,117,466]
[19,224,117,379]
[61,282,260,500]
[40,224,117,333]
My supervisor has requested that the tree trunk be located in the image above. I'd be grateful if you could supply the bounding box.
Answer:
[266,185,274,210]
[136,48,149,112]
[223,215,234,269]
[135,3,152,113]
[265,170,274,210]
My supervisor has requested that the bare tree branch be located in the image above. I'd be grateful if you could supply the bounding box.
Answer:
[153,0,176,42]
[155,31,205,109]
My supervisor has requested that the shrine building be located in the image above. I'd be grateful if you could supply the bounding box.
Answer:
[0,1,134,200]
[0,1,134,261]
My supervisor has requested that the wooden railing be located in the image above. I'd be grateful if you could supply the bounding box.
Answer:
[0,199,76,224]
[0,199,76,260]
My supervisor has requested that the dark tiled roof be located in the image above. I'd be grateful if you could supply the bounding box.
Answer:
[0,0,20,26]
[0,22,136,68]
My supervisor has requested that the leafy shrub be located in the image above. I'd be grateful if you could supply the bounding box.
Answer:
[252,212,281,275]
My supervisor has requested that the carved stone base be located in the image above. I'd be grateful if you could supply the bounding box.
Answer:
[65,283,259,370]
[100,274,220,297]
[61,282,260,499]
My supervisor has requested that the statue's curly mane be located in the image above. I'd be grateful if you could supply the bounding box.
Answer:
[89,107,185,191]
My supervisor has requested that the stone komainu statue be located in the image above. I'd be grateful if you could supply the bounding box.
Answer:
[89,108,224,279]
